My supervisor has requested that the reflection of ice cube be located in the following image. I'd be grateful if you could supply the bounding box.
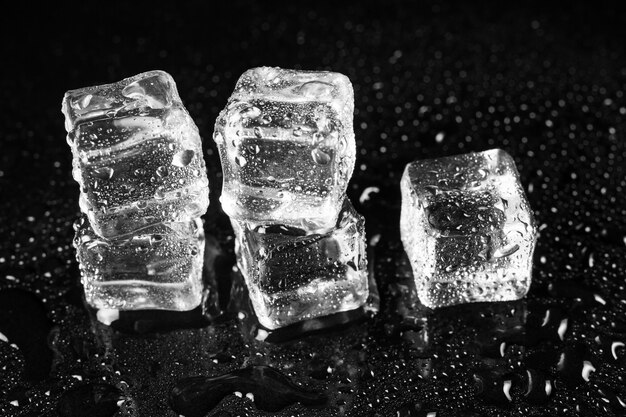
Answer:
[400,149,537,308]
[73,217,205,311]
[233,199,368,329]
[62,71,209,238]
[214,67,355,232]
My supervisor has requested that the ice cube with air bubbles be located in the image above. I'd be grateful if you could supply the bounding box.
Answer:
[73,217,205,311]
[400,149,538,308]
[213,67,355,232]
[62,70,209,238]
[232,198,369,329]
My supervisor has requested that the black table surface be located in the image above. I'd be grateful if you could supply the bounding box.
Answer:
[1,1,625,416]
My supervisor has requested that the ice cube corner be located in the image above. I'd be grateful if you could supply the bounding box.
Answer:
[400,149,538,308]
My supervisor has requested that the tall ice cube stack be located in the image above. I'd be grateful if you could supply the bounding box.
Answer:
[63,71,209,311]
[214,67,369,329]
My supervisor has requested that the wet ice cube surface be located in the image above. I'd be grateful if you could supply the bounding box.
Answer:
[400,149,537,308]
[62,70,209,238]
[233,199,368,329]
[214,67,355,231]
[73,217,205,311]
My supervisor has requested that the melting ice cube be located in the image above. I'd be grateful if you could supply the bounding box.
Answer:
[232,198,368,329]
[213,67,355,232]
[400,149,538,308]
[73,217,205,311]
[62,70,209,238]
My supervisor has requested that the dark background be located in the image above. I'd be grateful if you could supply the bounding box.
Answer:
[1,1,625,416]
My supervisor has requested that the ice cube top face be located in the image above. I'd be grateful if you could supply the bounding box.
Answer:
[234,199,368,329]
[214,67,355,231]
[73,217,205,311]
[400,149,538,308]
[62,71,209,238]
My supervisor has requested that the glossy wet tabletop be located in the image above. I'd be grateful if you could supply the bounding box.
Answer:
[1,1,625,416]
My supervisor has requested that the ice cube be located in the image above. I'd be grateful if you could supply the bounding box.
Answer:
[400,149,537,308]
[73,217,205,311]
[233,198,368,329]
[62,70,209,238]
[214,67,355,232]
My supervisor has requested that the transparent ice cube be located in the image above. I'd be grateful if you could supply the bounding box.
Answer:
[73,217,205,311]
[400,149,538,308]
[214,67,355,232]
[62,70,209,238]
[233,198,368,329]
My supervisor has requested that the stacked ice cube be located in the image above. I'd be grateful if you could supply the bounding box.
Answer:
[400,149,538,308]
[214,67,369,329]
[63,70,209,311]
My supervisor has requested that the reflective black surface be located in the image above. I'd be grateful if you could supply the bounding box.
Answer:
[1,1,625,416]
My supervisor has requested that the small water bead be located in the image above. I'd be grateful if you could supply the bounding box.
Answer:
[92,167,114,180]
[154,188,166,200]
[312,148,332,165]
[235,156,247,167]
[338,135,347,152]
[297,81,334,99]
[156,166,169,177]
[75,94,94,110]
[240,105,261,119]
[172,150,194,167]
[213,131,224,144]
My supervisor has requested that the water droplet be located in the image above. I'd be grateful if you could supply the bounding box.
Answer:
[240,106,261,119]
[235,156,247,167]
[296,81,334,99]
[156,166,169,177]
[311,148,332,165]
[493,244,520,259]
[92,167,114,180]
[172,150,195,167]
[213,131,224,143]
[154,188,166,199]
